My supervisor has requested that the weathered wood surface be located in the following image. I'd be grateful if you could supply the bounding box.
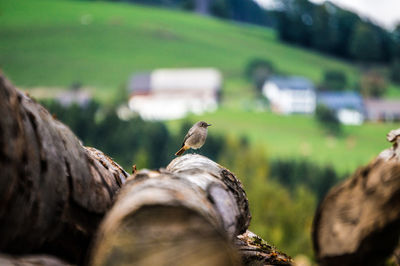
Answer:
[90,154,292,266]
[0,73,292,265]
[90,154,249,266]
[0,253,71,266]
[313,128,400,266]
[0,74,128,264]
[236,230,292,265]
[166,154,251,236]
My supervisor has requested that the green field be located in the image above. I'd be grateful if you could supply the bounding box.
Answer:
[1,0,362,100]
[167,108,399,175]
[1,0,400,174]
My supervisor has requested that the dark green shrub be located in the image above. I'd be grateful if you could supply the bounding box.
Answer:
[315,104,342,136]
[320,69,347,91]
[245,58,275,91]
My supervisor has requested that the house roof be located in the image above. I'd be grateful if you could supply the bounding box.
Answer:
[128,72,151,94]
[317,91,364,112]
[268,76,315,91]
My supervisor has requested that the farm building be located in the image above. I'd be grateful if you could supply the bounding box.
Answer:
[364,99,400,122]
[56,89,92,107]
[128,68,222,120]
[317,91,365,125]
[262,76,316,114]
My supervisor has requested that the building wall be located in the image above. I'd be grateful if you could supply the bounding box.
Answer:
[129,92,217,120]
[337,109,364,125]
[128,68,221,120]
[262,81,316,114]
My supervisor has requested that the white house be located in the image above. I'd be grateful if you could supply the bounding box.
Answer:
[128,68,221,120]
[262,76,316,114]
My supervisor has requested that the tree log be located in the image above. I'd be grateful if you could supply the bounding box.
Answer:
[90,154,292,266]
[236,230,292,265]
[90,154,248,265]
[0,74,128,264]
[0,73,292,265]
[312,128,400,266]
[166,154,251,236]
[0,253,71,266]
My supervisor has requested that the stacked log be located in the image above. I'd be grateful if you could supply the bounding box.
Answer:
[90,155,291,265]
[0,74,128,264]
[313,128,400,266]
[0,73,292,265]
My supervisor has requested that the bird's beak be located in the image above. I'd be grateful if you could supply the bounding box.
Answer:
[207,124,212,127]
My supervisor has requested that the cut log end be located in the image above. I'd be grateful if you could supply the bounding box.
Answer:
[91,205,241,266]
[313,128,400,266]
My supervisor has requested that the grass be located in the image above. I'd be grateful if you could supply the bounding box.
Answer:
[166,108,400,175]
[386,83,400,99]
[0,0,361,103]
[1,0,400,174]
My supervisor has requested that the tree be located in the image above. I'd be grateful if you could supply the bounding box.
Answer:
[390,59,400,84]
[274,0,397,62]
[349,21,383,62]
[320,69,348,91]
[210,0,232,19]
[275,0,314,46]
[392,23,400,59]
[315,104,341,136]
[333,8,360,58]
[359,69,387,98]
[269,159,340,201]
[245,58,275,92]
[311,4,335,53]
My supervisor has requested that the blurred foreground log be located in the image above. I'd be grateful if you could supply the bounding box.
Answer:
[0,73,292,265]
[0,74,128,264]
[0,253,70,266]
[90,154,292,266]
[236,230,293,265]
[313,128,400,266]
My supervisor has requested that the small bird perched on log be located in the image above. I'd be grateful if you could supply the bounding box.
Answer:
[175,121,211,156]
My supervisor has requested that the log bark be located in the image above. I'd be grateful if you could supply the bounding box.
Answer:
[0,253,71,266]
[90,154,248,265]
[90,155,292,265]
[0,74,128,264]
[166,154,251,236]
[0,73,292,265]
[312,128,400,266]
[236,231,292,265]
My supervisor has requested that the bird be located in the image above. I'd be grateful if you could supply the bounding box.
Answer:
[175,121,211,156]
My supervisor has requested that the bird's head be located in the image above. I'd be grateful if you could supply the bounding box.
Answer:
[198,121,211,128]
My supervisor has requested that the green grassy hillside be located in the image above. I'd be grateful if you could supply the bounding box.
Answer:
[1,0,399,174]
[0,0,361,102]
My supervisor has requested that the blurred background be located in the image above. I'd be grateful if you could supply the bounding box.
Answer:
[1,0,400,263]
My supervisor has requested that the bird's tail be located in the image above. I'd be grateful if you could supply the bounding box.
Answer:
[175,145,189,156]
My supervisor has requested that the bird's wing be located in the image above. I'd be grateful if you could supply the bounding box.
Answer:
[181,126,196,146]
